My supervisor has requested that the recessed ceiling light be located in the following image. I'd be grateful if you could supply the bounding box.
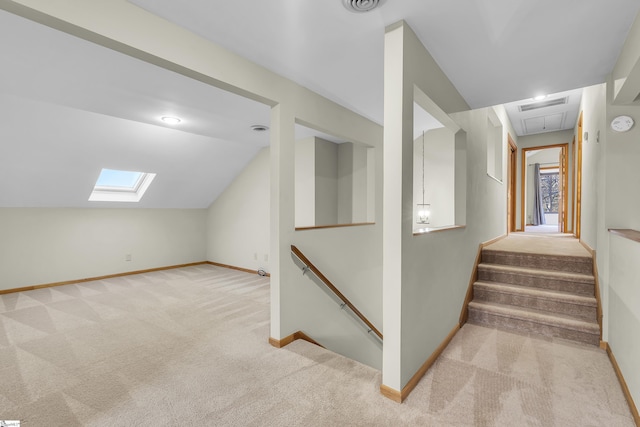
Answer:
[342,0,385,13]
[250,124,269,132]
[161,116,181,125]
[533,95,547,101]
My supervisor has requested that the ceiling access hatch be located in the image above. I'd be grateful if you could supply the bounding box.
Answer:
[518,97,569,112]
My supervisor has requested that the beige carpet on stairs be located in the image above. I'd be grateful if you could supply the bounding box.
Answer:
[0,265,634,426]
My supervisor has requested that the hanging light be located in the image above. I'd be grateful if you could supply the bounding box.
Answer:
[416,130,430,224]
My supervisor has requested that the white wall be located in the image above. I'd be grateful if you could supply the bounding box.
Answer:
[206,148,270,271]
[0,208,207,291]
[337,143,352,224]
[578,85,607,251]
[286,135,384,369]
[6,0,385,371]
[608,234,640,409]
[295,139,316,228]
[604,39,640,405]
[487,111,503,182]
[338,143,370,224]
[384,21,507,391]
[350,144,370,223]
[413,128,455,229]
[315,138,339,226]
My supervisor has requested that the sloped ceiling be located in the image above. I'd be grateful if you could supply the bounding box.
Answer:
[2,2,640,208]
[130,0,640,124]
[0,10,270,208]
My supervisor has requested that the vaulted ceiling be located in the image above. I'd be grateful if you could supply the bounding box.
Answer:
[1,1,639,208]
[0,9,271,208]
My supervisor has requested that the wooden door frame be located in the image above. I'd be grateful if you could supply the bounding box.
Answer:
[520,143,569,231]
[551,145,568,233]
[569,136,576,233]
[575,112,583,239]
[507,134,517,232]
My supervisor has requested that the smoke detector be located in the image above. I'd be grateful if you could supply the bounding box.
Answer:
[342,0,385,13]
[250,125,269,132]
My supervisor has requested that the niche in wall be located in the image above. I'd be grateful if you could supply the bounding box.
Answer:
[294,122,375,228]
[413,87,466,233]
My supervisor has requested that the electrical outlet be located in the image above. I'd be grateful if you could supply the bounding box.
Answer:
[125,254,132,262]
[254,252,258,261]
[263,254,268,262]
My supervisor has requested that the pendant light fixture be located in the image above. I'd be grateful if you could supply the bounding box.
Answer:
[416,131,430,224]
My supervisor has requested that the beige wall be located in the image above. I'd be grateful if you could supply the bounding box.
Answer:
[413,128,455,229]
[604,23,640,404]
[608,234,640,409]
[384,21,510,391]
[315,138,339,226]
[294,139,316,227]
[0,1,384,370]
[0,208,207,291]
[7,2,639,405]
[206,148,270,272]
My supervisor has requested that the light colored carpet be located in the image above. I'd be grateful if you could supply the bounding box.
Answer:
[524,225,567,235]
[488,234,591,257]
[0,265,634,426]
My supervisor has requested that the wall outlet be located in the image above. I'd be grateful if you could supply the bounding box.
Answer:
[125,254,132,262]
[263,254,268,262]
[254,252,258,261]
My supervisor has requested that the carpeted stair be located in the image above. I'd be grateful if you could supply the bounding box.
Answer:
[468,247,600,346]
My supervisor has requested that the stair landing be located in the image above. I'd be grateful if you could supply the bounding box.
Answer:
[484,233,591,258]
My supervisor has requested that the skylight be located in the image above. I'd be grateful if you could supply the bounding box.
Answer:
[89,168,156,202]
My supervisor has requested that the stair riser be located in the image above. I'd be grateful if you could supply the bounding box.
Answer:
[468,307,599,346]
[482,251,592,275]
[473,288,597,322]
[478,269,594,296]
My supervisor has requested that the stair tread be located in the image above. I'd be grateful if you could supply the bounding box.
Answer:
[478,263,595,282]
[482,248,592,261]
[468,301,599,332]
[474,280,597,306]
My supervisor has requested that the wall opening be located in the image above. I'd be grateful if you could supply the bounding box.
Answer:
[294,121,375,229]
[413,87,466,233]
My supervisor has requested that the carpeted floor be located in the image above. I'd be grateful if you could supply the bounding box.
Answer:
[524,225,566,235]
[0,265,634,426]
[487,233,591,257]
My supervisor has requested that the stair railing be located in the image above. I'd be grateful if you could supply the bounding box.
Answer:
[290,245,383,340]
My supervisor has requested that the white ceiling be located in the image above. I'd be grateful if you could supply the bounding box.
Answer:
[2,1,640,208]
[131,0,640,124]
[0,9,271,208]
[504,88,583,136]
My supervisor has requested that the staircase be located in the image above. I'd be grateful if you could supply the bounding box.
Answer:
[467,242,600,346]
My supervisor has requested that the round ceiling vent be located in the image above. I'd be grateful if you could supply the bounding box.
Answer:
[342,0,384,13]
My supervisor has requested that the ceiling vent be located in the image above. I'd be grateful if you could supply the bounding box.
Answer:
[518,97,568,112]
[342,0,384,13]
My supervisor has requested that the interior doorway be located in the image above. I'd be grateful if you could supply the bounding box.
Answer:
[521,143,569,234]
